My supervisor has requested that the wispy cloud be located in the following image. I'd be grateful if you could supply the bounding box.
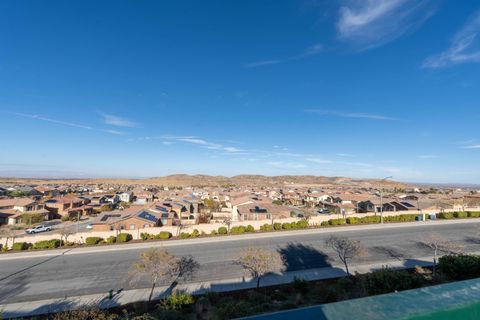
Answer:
[12,112,93,130]
[462,144,480,149]
[337,0,435,49]
[11,112,127,135]
[245,43,323,68]
[304,158,335,164]
[417,155,438,159]
[166,136,245,154]
[305,109,397,120]
[244,60,282,68]
[336,153,354,157]
[101,113,138,128]
[422,11,480,69]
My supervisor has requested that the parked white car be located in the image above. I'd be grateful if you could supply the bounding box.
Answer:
[26,225,52,234]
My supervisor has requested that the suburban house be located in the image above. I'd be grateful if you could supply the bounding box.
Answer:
[134,191,155,205]
[119,191,133,203]
[0,198,52,225]
[91,206,163,231]
[45,197,93,218]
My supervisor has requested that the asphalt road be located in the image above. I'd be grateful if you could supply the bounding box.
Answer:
[1,221,480,304]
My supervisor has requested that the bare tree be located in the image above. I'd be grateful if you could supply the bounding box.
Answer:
[0,228,17,250]
[59,227,73,247]
[325,235,366,277]
[421,234,463,276]
[131,248,199,302]
[223,218,232,233]
[235,246,284,289]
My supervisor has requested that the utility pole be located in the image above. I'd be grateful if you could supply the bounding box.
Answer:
[380,176,393,224]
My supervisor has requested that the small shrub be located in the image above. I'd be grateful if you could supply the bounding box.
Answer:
[439,212,454,219]
[230,226,246,234]
[359,216,381,224]
[282,222,292,230]
[180,232,191,239]
[260,224,273,231]
[61,215,70,222]
[439,254,480,281]
[273,222,282,231]
[296,220,309,229]
[140,232,152,241]
[158,231,172,240]
[85,237,104,245]
[328,218,346,226]
[106,236,116,244]
[12,242,29,251]
[453,212,468,219]
[117,233,132,243]
[191,229,200,238]
[159,291,194,311]
[468,211,480,218]
[346,217,360,224]
[34,239,61,249]
[246,225,255,232]
[210,230,218,236]
[363,268,423,295]
[320,221,329,226]
[218,227,228,235]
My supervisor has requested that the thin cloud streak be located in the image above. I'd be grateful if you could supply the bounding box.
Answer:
[102,113,139,128]
[422,11,480,69]
[337,0,435,50]
[12,112,93,130]
[245,43,323,68]
[305,109,397,121]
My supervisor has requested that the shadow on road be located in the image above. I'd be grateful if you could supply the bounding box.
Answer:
[278,242,332,271]
[370,246,405,261]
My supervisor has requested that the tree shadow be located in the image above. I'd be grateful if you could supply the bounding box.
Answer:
[464,236,480,245]
[278,242,332,272]
[370,246,405,261]
[0,273,29,303]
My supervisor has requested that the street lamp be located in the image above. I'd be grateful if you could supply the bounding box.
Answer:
[380,176,393,224]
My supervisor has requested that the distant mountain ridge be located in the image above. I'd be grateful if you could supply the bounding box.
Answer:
[0,174,406,188]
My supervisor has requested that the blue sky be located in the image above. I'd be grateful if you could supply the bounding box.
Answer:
[1,0,480,183]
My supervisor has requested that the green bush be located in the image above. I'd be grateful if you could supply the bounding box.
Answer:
[12,242,29,251]
[296,220,309,229]
[320,221,329,226]
[468,211,480,218]
[116,233,132,243]
[246,225,255,232]
[346,217,360,224]
[140,232,152,241]
[439,212,454,219]
[20,213,45,225]
[273,222,282,230]
[34,239,61,249]
[106,236,116,244]
[384,214,418,223]
[328,218,346,226]
[453,211,468,219]
[218,226,228,235]
[180,232,191,239]
[85,237,104,245]
[191,229,200,238]
[159,291,194,311]
[281,222,292,230]
[230,226,246,234]
[260,224,273,231]
[363,268,423,295]
[439,254,480,281]
[158,231,172,239]
[359,216,381,224]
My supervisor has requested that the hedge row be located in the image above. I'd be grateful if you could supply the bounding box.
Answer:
[140,231,173,241]
[438,211,480,219]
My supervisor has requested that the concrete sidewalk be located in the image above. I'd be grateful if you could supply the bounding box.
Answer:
[0,256,437,319]
[1,218,479,261]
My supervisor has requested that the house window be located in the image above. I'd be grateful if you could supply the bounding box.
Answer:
[120,224,125,230]
[266,214,272,220]
[129,224,135,230]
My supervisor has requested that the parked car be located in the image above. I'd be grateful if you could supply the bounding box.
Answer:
[86,223,93,230]
[317,208,330,214]
[26,225,52,234]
